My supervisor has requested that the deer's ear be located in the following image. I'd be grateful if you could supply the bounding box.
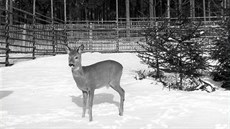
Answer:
[77,44,84,53]
[65,45,71,54]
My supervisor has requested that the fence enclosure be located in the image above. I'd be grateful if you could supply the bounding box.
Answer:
[0,3,224,66]
[0,3,67,66]
[66,20,219,52]
[66,21,144,52]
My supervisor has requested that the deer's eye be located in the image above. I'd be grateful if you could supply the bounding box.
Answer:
[75,57,78,59]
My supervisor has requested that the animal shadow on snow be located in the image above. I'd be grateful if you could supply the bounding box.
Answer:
[0,91,13,100]
[71,93,119,108]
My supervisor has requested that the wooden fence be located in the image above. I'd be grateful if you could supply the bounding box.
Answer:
[66,20,220,52]
[66,21,144,52]
[0,5,67,66]
[0,4,223,66]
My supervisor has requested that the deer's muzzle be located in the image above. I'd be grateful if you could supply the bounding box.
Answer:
[69,64,75,67]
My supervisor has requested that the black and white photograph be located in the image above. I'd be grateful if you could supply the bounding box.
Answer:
[0,0,230,128]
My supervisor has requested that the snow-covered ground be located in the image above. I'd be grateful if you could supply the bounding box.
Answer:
[1,53,230,129]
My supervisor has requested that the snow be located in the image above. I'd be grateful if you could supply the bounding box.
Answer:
[1,53,230,129]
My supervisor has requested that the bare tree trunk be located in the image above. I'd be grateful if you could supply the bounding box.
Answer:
[179,0,182,12]
[208,0,211,21]
[221,1,224,17]
[68,4,72,22]
[149,0,155,26]
[190,0,195,19]
[85,8,88,20]
[140,0,144,16]
[224,0,227,8]
[228,0,230,8]
[64,0,66,22]
[116,0,118,22]
[203,0,206,22]
[159,0,162,16]
[167,0,170,26]
[149,0,154,18]
[167,0,170,18]
[9,0,12,25]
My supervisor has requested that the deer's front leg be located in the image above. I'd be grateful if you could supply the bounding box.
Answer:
[88,90,95,121]
[82,91,88,118]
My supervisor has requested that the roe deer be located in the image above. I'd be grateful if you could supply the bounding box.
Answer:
[66,44,125,121]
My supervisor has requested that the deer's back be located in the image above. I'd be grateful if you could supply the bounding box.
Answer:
[82,60,123,89]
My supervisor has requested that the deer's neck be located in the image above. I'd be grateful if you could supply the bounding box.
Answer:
[71,66,88,91]
[72,66,84,77]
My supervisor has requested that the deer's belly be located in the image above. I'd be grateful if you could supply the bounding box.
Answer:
[95,83,109,89]
[77,85,89,91]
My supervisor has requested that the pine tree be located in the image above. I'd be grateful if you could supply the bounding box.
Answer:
[137,19,169,80]
[137,14,208,90]
[166,16,208,88]
[211,8,230,88]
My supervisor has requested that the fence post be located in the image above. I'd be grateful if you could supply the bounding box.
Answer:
[63,24,67,53]
[32,0,36,59]
[64,26,67,53]
[64,0,68,49]
[126,0,130,37]
[89,22,93,50]
[4,0,10,66]
[51,0,56,56]
[116,21,119,52]
[51,27,56,56]
[116,0,119,52]
[22,24,26,46]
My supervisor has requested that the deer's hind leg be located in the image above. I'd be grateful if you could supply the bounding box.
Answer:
[88,89,95,121]
[109,81,125,116]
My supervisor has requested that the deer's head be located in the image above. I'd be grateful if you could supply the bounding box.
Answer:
[66,44,84,69]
